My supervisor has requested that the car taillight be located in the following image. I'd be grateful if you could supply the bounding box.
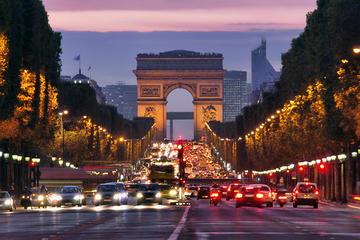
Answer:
[268,192,272,198]
[235,193,243,198]
[234,190,239,193]
[295,190,299,194]
[256,193,264,199]
[353,196,360,201]
[227,187,231,191]
[315,190,319,196]
[211,193,219,198]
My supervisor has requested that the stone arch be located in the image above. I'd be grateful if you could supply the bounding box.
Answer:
[163,83,196,99]
[134,50,225,140]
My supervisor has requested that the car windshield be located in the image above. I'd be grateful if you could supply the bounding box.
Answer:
[140,184,159,191]
[60,187,78,193]
[298,184,316,193]
[98,185,116,192]
[199,187,210,191]
[0,192,9,198]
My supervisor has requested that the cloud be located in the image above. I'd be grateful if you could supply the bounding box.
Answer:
[43,0,316,12]
[47,8,307,32]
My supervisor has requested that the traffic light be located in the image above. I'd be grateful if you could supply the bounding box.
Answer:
[268,172,273,177]
[30,161,36,167]
[319,163,325,170]
[298,166,304,172]
[286,169,291,174]
[177,144,184,160]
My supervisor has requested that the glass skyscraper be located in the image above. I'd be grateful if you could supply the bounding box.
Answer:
[223,71,247,122]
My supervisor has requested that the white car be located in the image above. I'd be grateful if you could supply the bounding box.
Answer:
[0,191,15,212]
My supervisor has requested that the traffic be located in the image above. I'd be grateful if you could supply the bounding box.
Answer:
[0,141,323,212]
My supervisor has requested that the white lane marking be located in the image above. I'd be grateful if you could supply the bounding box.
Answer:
[168,206,190,240]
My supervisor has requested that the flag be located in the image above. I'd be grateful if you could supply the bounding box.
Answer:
[88,66,91,71]
[74,55,80,61]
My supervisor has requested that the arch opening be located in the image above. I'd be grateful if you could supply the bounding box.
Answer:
[166,88,194,140]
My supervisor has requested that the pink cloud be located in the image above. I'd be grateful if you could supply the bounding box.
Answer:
[43,0,317,32]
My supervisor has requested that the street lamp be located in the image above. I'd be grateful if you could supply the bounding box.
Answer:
[353,46,360,54]
[59,110,69,164]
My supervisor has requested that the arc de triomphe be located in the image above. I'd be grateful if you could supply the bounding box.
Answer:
[134,50,225,140]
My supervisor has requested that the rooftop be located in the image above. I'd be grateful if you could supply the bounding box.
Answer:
[137,50,222,58]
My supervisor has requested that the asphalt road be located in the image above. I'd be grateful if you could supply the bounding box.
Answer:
[1,198,360,240]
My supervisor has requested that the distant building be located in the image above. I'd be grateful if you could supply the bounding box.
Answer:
[223,70,248,122]
[251,39,281,104]
[60,69,106,105]
[103,84,137,120]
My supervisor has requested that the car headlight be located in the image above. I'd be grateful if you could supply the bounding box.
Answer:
[155,192,162,198]
[95,194,102,201]
[38,195,44,201]
[4,199,12,205]
[74,195,83,200]
[169,190,177,196]
[121,192,127,198]
[136,193,143,199]
[113,193,121,200]
[50,194,62,201]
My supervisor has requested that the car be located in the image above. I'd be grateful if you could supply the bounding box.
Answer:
[226,183,243,200]
[220,185,228,197]
[94,182,128,206]
[197,186,211,199]
[136,183,162,204]
[292,182,319,208]
[29,187,49,208]
[159,184,178,199]
[184,185,198,198]
[235,184,273,208]
[53,186,84,207]
[0,191,15,212]
[125,183,141,198]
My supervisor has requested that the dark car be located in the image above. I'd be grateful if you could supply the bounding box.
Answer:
[226,183,243,200]
[136,183,162,204]
[235,184,273,208]
[94,182,128,206]
[197,186,211,199]
[125,183,141,197]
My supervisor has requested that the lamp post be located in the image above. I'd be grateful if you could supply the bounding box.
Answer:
[59,110,69,165]
[353,46,360,54]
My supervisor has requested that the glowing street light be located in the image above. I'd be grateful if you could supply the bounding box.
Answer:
[353,46,360,54]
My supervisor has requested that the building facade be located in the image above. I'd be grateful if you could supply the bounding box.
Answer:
[102,84,138,120]
[223,71,248,122]
[251,39,281,104]
[60,70,106,105]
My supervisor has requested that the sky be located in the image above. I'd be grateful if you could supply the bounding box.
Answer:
[42,0,317,139]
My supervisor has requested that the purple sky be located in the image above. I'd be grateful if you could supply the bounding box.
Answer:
[42,0,317,139]
[43,0,316,32]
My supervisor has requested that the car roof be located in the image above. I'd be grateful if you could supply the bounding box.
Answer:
[296,182,317,186]
[0,191,9,194]
[247,184,271,188]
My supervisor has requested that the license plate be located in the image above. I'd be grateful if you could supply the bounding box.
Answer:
[146,198,153,200]
[304,194,312,199]
[245,194,254,198]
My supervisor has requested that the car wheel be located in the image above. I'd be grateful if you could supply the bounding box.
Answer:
[24,205,28,210]
[267,203,273,208]
[313,203,318,209]
[226,197,230,201]
[57,203,61,208]
[214,202,218,206]
[235,203,242,208]
[95,203,99,206]
[279,203,284,207]
[293,203,297,208]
